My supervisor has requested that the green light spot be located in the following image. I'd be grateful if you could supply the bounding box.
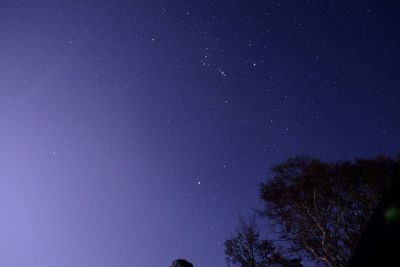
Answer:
[384,207,400,224]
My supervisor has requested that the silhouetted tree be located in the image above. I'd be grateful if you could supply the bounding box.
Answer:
[259,155,400,267]
[225,216,302,267]
[346,178,400,266]
[170,259,194,267]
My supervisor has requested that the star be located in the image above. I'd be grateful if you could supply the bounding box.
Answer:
[218,68,226,77]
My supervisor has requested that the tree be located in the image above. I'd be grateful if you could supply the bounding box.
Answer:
[259,155,400,267]
[346,178,400,266]
[170,259,194,267]
[224,216,302,267]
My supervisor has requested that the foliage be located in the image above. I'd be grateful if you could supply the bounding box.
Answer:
[259,155,399,267]
[170,259,194,267]
[224,216,302,267]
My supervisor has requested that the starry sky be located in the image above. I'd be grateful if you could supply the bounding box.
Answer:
[0,1,399,266]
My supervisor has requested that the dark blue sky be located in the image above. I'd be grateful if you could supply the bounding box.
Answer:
[0,1,399,266]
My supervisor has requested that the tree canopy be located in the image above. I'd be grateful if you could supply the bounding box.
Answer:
[170,259,194,267]
[224,216,302,267]
[259,155,400,267]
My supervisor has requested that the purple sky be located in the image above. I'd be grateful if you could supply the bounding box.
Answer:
[0,1,399,266]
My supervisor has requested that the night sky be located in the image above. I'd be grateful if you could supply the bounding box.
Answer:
[0,1,399,266]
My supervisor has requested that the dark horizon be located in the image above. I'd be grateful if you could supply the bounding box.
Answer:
[0,1,399,266]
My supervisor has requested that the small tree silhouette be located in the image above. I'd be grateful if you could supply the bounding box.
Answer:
[170,259,194,267]
[225,216,302,267]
